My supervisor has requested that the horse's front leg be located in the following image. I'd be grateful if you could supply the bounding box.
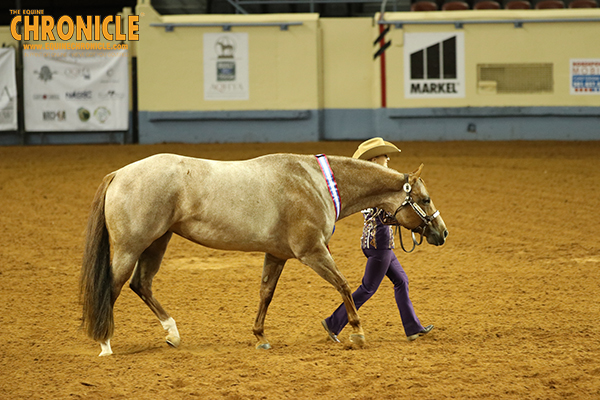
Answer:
[300,246,365,348]
[253,253,286,350]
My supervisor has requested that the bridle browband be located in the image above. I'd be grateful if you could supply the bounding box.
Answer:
[383,175,441,253]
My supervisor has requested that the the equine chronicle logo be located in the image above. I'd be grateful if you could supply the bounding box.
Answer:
[215,36,236,82]
[10,10,139,41]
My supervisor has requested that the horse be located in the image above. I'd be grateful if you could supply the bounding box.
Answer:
[80,153,448,356]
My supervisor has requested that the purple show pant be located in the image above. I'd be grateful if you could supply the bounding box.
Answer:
[324,248,424,337]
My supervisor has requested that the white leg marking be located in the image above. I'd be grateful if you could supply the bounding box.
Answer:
[161,317,181,347]
[99,339,112,356]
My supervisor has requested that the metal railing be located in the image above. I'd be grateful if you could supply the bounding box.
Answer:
[379,17,600,28]
[150,21,304,31]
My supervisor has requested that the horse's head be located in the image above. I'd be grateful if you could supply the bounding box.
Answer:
[386,164,448,247]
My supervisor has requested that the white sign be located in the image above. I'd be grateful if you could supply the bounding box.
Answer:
[0,47,17,131]
[570,59,600,95]
[23,49,129,131]
[203,33,249,101]
[404,32,465,99]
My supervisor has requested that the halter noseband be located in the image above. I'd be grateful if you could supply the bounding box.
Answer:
[395,181,440,229]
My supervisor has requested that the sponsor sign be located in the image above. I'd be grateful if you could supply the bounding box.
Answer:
[570,59,600,95]
[23,49,128,131]
[203,33,249,101]
[404,32,465,99]
[0,47,18,131]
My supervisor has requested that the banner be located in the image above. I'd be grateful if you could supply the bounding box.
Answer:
[570,59,600,95]
[203,33,249,101]
[23,49,128,131]
[404,32,465,99]
[0,47,17,131]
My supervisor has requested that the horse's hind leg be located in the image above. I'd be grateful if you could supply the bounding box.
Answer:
[129,232,181,348]
[99,250,140,356]
[253,253,286,350]
[299,246,365,348]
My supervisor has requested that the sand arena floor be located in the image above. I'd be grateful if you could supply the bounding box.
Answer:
[1,140,599,399]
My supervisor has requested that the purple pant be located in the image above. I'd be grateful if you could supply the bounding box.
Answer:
[325,248,424,337]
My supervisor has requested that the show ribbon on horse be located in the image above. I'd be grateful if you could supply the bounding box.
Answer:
[315,154,341,221]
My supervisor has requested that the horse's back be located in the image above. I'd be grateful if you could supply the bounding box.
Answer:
[104,153,332,258]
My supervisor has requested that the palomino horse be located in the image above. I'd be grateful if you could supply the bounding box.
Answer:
[80,153,448,356]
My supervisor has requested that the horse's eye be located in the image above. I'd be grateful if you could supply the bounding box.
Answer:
[422,198,431,205]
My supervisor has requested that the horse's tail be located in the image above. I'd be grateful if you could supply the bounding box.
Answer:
[80,172,117,342]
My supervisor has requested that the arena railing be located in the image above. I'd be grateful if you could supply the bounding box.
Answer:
[378,16,600,28]
[150,21,305,31]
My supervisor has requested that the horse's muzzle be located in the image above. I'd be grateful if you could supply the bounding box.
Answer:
[424,226,449,246]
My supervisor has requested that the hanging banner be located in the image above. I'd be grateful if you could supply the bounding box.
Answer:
[570,59,600,95]
[404,32,465,99]
[203,33,249,101]
[23,49,128,131]
[0,47,18,131]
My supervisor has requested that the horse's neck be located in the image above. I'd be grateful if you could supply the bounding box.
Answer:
[328,157,404,219]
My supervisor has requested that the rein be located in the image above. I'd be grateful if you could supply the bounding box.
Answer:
[386,178,441,253]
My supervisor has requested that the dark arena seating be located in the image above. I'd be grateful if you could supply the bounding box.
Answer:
[534,0,566,7]
[441,0,471,9]
[503,0,533,8]
[473,0,502,9]
[567,0,598,7]
[407,0,599,9]
[411,0,440,10]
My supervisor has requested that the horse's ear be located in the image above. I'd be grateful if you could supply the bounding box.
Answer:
[408,163,424,185]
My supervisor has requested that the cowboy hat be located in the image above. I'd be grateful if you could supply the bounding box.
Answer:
[352,137,401,160]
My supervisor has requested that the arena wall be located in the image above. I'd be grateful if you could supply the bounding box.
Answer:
[135,4,600,143]
[1,5,599,144]
[136,4,323,143]
[374,9,600,141]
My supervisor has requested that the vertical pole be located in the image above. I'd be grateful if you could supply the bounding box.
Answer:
[15,0,26,144]
[131,57,139,143]
[378,23,387,108]
[378,0,389,109]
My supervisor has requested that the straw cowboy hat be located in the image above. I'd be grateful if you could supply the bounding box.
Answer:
[352,137,401,160]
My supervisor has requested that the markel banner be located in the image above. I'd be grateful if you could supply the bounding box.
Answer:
[404,32,465,99]
[23,49,128,131]
[0,47,18,131]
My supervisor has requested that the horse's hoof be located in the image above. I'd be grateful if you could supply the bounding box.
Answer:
[256,342,272,350]
[349,334,366,348]
[98,350,113,357]
[166,335,181,348]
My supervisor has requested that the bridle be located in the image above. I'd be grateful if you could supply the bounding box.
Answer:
[382,177,441,253]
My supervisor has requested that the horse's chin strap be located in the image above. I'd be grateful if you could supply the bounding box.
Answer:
[389,181,441,253]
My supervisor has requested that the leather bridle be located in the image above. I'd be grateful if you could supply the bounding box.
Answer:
[382,177,441,253]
